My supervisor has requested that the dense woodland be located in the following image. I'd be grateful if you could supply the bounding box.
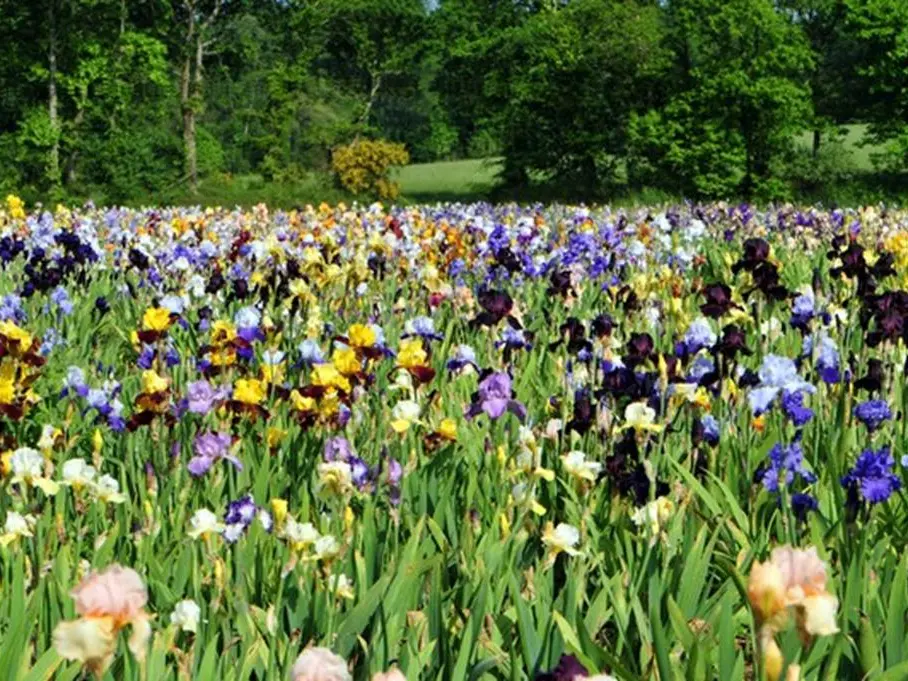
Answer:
[3,0,908,204]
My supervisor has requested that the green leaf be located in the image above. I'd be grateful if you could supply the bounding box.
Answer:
[197,632,222,678]
[861,615,882,678]
[334,575,392,658]
[879,660,908,681]
[649,576,674,681]
[886,556,908,667]
[19,649,62,681]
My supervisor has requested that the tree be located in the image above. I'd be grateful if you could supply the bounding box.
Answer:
[491,0,670,195]
[779,0,865,155]
[845,0,908,171]
[171,0,227,193]
[627,0,814,198]
[319,0,427,135]
[431,0,531,157]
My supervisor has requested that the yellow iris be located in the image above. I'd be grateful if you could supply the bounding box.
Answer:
[234,378,266,406]
[210,320,237,345]
[141,370,168,394]
[332,347,361,377]
[0,374,14,404]
[0,320,33,352]
[141,308,172,332]
[290,390,316,412]
[311,363,351,393]
[347,323,376,348]
[5,194,25,219]
[397,338,427,369]
[437,418,457,441]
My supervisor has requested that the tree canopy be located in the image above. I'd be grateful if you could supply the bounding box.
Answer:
[1,0,907,202]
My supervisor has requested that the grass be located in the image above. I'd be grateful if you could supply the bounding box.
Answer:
[394,158,503,203]
[793,123,887,171]
[153,172,349,210]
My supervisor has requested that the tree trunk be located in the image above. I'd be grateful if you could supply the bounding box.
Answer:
[359,72,382,128]
[65,107,85,185]
[181,10,197,194]
[48,0,61,189]
[812,129,821,158]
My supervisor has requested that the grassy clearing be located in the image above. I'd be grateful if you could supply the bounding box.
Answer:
[793,123,886,171]
[395,158,503,203]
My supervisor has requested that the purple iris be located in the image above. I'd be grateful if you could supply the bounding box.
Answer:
[323,436,372,490]
[186,380,225,415]
[495,327,532,351]
[790,291,815,330]
[761,441,816,493]
[350,457,370,488]
[781,390,813,427]
[324,436,354,462]
[188,431,241,477]
[223,495,258,543]
[465,372,526,421]
[853,400,892,432]
[447,344,478,372]
[387,458,403,486]
[791,493,819,520]
[62,366,90,398]
[842,447,901,504]
[748,354,814,415]
[815,335,840,384]
[402,316,444,342]
[700,414,720,445]
[679,318,716,356]
[225,495,257,526]
[137,346,156,370]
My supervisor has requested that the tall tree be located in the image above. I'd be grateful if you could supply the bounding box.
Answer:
[491,0,670,195]
[845,0,908,171]
[627,0,814,198]
[780,0,865,155]
[320,0,427,135]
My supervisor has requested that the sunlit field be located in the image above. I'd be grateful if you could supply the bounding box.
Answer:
[1,198,908,680]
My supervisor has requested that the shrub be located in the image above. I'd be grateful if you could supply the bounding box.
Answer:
[331,138,409,199]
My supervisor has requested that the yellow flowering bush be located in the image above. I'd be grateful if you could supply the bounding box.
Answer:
[331,139,410,199]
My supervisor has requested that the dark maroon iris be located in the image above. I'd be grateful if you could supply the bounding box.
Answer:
[471,289,514,327]
[548,269,574,297]
[750,261,789,300]
[535,655,588,681]
[732,237,770,273]
[591,313,614,338]
[717,324,750,358]
[567,389,595,435]
[700,283,736,318]
[624,332,654,366]
[854,359,884,393]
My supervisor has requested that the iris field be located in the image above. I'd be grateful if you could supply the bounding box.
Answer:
[1,197,908,681]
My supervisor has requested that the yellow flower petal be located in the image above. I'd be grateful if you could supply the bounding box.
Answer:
[53,616,116,665]
[802,594,839,636]
[33,478,59,496]
[534,467,555,482]
[127,615,152,661]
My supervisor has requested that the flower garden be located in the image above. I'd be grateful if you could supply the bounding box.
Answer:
[1,196,908,680]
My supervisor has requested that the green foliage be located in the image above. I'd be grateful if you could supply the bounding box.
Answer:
[627,0,814,199]
[492,0,670,197]
[2,0,908,203]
